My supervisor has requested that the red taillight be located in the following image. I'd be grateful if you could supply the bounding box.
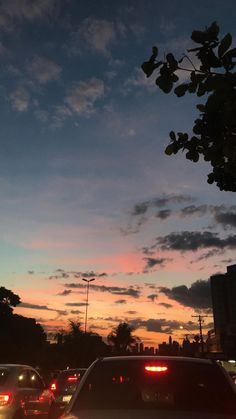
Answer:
[145,365,168,373]
[50,382,57,391]
[0,392,12,406]
[67,375,78,382]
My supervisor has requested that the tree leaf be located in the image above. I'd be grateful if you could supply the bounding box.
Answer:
[191,30,207,44]
[218,33,232,57]
[165,144,175,155]
[166,53,178,70]
[174,84,188,97]
[169,131,176,141]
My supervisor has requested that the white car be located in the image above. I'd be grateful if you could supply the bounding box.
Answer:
[62,355,236,419]
[0,364,55,418]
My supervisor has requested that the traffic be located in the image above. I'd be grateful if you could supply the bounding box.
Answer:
[1,356,236,418]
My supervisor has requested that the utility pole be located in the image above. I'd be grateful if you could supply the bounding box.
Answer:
[82,278,95,333]
[192,314,208,354]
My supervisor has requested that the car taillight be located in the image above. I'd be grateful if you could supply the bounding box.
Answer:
[67,376,78,382]
[50,382,57,391]
[0,392,12,406]
[145,365,168,373]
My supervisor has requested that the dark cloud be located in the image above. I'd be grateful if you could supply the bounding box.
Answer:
[57,290,72,296]
[156,209,172,219]
[132,194,194,216]
[65,302,88,307]
[19,302,67,316]
[155,231,236,252]
[49,270,107,280]
[70,310,82,314]
[143,257,171,270]
[130,318,212,335]
[158,302,173,309]
[64,283,140,298]
[28,270,34,274]
[115,299,127,304]
[130,318,184,334]
[193,249,223,262]
[20,302,52,311]
[147,294,158,302]
[125,311,137,315]
[159,279,212,310]
[214,212,236,228]
[73,271,107,278]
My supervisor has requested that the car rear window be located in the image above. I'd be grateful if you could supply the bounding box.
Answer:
[72,359,236,414]
[0,368,9,386]
[57,369,86,390]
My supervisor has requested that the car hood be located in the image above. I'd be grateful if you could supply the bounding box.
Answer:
[63,410,236,419]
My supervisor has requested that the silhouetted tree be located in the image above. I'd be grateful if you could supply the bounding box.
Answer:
[0,286,20,316]
[107,322,139,354]
[142,22,236,192]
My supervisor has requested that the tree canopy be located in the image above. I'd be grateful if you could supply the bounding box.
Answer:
[0,286,21,316]
[141,22,236,192]
[107,322,139,354]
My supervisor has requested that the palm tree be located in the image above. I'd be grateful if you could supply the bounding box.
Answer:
[107,322,139,354]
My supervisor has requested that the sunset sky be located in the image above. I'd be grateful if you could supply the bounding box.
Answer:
[0,0,235,347]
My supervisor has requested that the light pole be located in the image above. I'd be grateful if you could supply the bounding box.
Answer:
[82,278,95,333]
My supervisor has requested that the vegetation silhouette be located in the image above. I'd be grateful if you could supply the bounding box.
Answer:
[0,287,47,365]
[107,322,140,354]
[142,22,236,192]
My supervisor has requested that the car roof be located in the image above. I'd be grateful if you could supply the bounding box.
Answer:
[98,356,214,365]
[0,364,34,369]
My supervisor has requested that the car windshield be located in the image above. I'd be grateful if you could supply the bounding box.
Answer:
[0,368,9,386]
[72,359,236,414]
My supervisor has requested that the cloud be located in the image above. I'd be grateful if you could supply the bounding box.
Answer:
[65,302,88,307]
[65,78,104,116]
[147,294,158,302]
[19,302,67,316]
[125,311,137,315]
[70,310,83,315]
[77,17,117,56]
[73,271,108,279]
[156,210,172,220]
[130,318,185,334]
[64,283,140,298]
[9,86,30,112]
[158,302,173,309]
[0,0,58,30]
[155,231,236,252]
[115,299,127,304]
[158,279,212,310]
[132,194,194,216]
[57,290,71,296]
[214,211,236,229]
[123,67,156,93]
[143,257,171,270]
[20,302,52,311]
[27,56,61,84]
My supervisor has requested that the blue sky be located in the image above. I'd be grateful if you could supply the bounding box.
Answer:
[0,0,235,345]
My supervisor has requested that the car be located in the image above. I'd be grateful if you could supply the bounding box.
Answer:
[49,368,86,417]
[62,356,236,419]
[0,363,55,418]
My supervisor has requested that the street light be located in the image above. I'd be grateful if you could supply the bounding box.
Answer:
[82,278,95,333]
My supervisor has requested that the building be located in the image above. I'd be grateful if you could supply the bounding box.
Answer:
[210,264,236,355]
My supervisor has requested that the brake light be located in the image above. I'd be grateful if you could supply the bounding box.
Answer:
[50,382,57,391]
[145,365,168,373]
[0,392,12,406]
[67,376,78,382]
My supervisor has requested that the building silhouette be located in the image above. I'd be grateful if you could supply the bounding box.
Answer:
[210,264,236,355]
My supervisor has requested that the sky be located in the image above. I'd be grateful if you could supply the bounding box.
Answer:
[0,0,236,347]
